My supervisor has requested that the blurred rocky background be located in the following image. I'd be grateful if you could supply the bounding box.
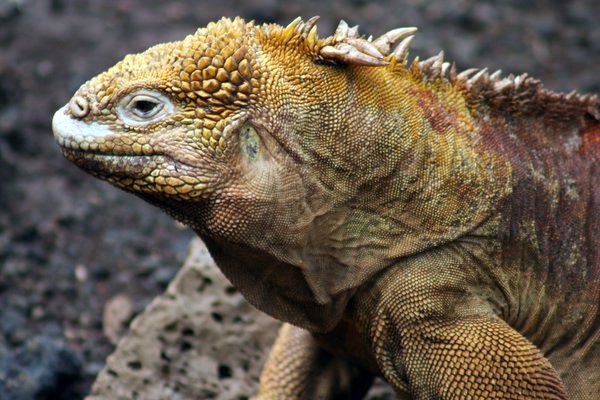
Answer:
[0,0,598,398]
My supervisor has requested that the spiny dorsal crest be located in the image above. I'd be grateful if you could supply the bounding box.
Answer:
[266,17,598,117]
[263,16,543,91]
[259,16,417,66]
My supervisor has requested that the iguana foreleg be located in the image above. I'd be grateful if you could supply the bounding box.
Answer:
[368,253,569,399]
[372,312,568,398]
[256,323,374,399]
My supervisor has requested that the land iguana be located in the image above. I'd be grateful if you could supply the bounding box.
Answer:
[52,17,599,399]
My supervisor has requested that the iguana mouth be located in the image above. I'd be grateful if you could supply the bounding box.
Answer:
[60,147,209,200]
[59,148,168,163]
[60,148,172,179]
[56,141,164,159]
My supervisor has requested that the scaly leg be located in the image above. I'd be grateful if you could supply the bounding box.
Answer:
[255,323,374,400]
[367,255,569,399]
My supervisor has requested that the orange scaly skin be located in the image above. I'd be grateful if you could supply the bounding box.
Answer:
[52,17,599,399]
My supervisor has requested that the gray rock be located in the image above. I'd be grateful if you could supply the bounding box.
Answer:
[0,336,82,400]
[86,239,281,400]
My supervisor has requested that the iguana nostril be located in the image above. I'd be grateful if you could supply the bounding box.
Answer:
[69,95,89,118]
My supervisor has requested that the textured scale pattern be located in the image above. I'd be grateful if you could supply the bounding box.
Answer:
[52,17,599,399]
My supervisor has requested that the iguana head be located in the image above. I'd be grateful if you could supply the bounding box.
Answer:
[55,18,312,237]
[53,18,275,233]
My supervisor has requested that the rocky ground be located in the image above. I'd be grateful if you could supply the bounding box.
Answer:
[0,0,598,399]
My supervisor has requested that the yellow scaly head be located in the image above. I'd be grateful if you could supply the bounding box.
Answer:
[53,17,299,239]
[54,18,256,196]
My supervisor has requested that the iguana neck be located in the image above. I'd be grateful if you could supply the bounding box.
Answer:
[252,58,512,302]
[273,61,511,249]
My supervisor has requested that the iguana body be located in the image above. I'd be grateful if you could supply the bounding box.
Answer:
[52,17,599,399]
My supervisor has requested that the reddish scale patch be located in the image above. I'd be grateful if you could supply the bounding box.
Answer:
[580,121,600,154]
[455,182,478,199]
[409,87,462,135]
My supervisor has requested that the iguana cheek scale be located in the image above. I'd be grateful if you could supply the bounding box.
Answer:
[53,16,598,400]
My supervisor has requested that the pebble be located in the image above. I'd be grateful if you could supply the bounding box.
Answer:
[102,294,133,345]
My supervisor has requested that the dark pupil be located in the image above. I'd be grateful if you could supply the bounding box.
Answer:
[134,100,157,114]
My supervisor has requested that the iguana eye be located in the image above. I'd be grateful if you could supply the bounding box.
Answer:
[131,98,161,117]
[117,90,175,126]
